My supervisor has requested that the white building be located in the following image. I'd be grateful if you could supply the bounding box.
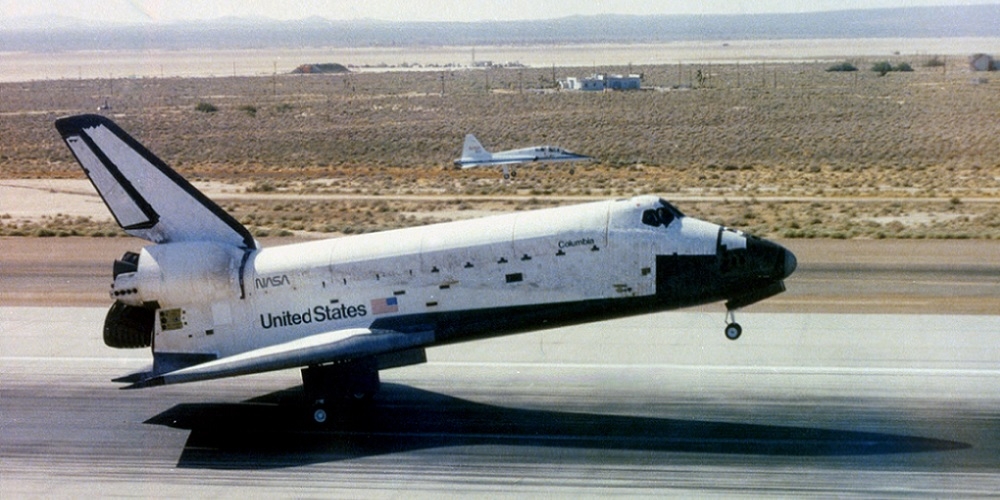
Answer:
[559,73,642,91]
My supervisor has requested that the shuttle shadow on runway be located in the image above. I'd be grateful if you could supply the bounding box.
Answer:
[144,383,969,470]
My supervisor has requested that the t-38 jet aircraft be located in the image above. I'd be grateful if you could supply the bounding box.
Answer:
[56,114,795,423]
[453,133,592,179]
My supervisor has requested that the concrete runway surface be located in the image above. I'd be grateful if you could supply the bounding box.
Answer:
[2,307,999,497]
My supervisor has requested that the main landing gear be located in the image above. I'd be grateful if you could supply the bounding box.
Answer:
[724,309,743,341]
[301,357,380,424]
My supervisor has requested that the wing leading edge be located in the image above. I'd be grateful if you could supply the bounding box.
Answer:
[127,327,434,389]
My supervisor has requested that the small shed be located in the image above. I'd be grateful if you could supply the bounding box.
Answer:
[560,76,606,91]
[969,54,997,71]
[605,74,642,90]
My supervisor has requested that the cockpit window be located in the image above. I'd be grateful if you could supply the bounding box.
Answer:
[659,198,684,218]
[641,199,685,228]
[642,209,660,227]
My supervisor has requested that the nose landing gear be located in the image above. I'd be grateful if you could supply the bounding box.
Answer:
[724,310,742,340]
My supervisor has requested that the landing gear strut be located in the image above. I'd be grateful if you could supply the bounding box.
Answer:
[724,309,742,341]
[302,357,380,424]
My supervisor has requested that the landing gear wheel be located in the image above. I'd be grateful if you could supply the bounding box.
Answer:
[725,323,743,341]
[301,358,380,424]
[312,407,328,424]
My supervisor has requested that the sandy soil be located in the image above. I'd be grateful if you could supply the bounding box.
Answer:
[0,179,247,222]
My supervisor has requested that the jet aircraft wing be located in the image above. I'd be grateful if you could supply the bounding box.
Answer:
[457,158,531,168]
[127,327,434,389]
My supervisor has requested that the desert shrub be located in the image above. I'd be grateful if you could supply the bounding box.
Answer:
[239,105,257,117]
[826,62,857,72]
[871,61,913,75]
[871,61,894,76]
[246,180,275,192]
[195,101,218,113]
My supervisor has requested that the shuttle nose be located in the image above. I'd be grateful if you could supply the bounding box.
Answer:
[744,237,796,280]
[782,248,797,279]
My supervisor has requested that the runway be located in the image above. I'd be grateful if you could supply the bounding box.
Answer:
[2,307,999,497]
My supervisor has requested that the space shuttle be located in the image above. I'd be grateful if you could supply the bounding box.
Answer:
[454,134,592,178]
[56,114,795,424]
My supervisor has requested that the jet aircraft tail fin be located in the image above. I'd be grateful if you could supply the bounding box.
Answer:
[55,114,256,249]
[461,134,491,161]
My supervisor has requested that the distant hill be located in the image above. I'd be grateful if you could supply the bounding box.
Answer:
[2,5,998,52]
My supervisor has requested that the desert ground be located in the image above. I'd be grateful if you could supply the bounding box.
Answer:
[2,41,999,241]
[1,41,998,311]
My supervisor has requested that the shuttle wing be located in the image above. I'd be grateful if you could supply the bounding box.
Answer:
[127,327,434,388]
[55,114,256,249]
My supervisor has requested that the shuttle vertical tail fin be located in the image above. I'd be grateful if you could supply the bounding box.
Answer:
[55,114,256,249]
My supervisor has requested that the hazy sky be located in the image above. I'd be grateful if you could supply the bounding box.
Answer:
[1,0,991,23]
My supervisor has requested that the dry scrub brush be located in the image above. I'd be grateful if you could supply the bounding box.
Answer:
[2,61,998,239]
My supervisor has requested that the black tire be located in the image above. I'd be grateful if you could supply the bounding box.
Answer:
[725,323,743,341]
[312,407,328,424]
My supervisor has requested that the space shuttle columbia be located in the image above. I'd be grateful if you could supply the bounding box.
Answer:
[56,114,795,424]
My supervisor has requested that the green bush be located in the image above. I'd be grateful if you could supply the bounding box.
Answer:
[826,62,857,72]
[871,61,913,75]
[195,102,218,113]
[871,61,894,76]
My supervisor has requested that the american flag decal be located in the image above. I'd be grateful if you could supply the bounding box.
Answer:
[371,296,399,315]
